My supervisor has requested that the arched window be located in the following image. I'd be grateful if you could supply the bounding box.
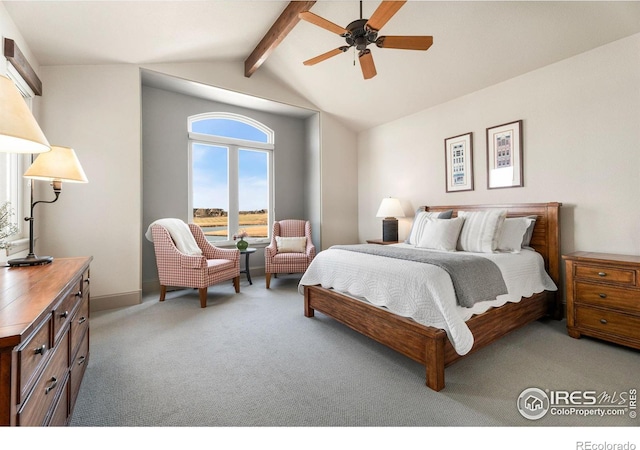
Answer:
[188,113,274,245]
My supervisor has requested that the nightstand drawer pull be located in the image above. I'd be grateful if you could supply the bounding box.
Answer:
[599,293,607,298]
[598,272,607,277]
[600,318,608,324]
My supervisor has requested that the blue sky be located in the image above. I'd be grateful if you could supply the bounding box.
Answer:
[191,117,270,212]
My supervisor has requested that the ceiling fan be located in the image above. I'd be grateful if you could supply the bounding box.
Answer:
[299,0,433,80]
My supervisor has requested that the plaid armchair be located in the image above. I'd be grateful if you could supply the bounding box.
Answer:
[264,219,315,288]
[150,222,240,308]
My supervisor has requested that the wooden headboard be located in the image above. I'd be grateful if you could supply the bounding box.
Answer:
[424,202,562,289]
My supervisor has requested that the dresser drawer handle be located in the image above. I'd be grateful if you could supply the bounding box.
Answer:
[77,356,86,366]
[78,316,87,325]
[76,290,82,297]
[599,293,607,299]
[85,277,90,284]
[59,310,69,319]
[34,344,46,355]
[598,272,607,277]
[44,377,58,395]
[600,318,608,325]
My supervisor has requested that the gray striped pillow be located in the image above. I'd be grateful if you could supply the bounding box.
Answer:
[457,209,507,253]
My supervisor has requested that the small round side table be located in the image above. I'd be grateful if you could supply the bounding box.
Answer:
[239,247,257,285]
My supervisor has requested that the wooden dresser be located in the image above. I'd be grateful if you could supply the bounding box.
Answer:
[564,251,640,350]
[0,256,92,426]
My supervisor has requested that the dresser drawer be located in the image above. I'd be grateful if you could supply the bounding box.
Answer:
[47,379,69,426]
[17,317,52,404]
[574,264,636,286]
[69,329,89,413]
[575,306,640,340]
[70,294,89,359]
[575,282,640,311]
[52,283,81,345]
[18,332,69,426]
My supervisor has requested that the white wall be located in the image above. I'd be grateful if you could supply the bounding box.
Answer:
[358,34,640,259]
[38,65,142,309]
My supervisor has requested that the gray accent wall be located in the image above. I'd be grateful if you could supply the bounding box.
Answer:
[142,84,317,287]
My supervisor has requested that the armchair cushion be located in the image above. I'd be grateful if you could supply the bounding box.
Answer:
[146,218,202,256]
[275,236,307,253]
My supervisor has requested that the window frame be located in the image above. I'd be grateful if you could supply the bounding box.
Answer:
[188,113,274,246]
[1,64,36,256]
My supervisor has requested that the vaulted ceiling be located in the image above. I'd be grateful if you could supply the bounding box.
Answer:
[4,1,640,131]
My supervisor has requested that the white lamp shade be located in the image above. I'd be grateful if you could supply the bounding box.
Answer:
[24,145,88,183]
[0,75,50,153]
[376,197,405,218]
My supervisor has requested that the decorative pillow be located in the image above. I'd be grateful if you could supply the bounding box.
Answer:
[416,217,465,251]
[276,236,306,253]
[521,215,538,248]
[497,217,535,253]
[405,209,454,245]
[457,209,507,253]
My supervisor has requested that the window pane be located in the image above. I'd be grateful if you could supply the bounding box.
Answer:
[192,118,268,143]
[191,143,229,242]
[238,149,268,239]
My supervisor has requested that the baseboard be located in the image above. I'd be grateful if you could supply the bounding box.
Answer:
[91,290,142,312]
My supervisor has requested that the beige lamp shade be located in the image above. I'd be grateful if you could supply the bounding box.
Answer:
[0,75,50,153]
[376,197,405,218]
[24,145,88,183]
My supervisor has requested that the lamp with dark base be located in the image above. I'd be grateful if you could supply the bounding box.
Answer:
[7,146,88,267]
[376,197,405,242]
[8,180,61,266]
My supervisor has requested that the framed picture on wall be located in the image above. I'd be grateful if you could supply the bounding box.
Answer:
[486,120,523,189]
[444,132,474,192]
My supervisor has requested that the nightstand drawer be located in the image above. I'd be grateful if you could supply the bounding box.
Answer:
[575,306,640,340]
[574,264,636,286]
[575,282,639,311]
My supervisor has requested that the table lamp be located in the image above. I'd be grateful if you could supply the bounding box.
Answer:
[376,197,405,242]
[8,146,88,266]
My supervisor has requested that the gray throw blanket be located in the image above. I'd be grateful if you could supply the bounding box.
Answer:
[331,244,508,307]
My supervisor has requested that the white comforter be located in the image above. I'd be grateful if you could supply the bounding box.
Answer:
[298,244,557,355]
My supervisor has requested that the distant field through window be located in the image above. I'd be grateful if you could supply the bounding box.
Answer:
[188,113,274,245]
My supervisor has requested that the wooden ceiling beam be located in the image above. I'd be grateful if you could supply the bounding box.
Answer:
[244,1,316,78]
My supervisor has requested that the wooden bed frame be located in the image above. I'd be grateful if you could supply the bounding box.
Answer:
[304,202,562,391]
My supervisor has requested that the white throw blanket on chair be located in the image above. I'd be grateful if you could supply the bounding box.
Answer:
[145,218,203,256]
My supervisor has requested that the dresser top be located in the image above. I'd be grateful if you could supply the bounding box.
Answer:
[0,257,92,348]
[563,251,640,266]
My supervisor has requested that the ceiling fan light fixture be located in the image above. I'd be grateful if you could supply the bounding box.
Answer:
[299,0,431,79]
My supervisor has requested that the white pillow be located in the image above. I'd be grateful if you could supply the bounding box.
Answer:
[457,209,507,253]
[276,236,306,253]
[407,211,441,245]
[497,217,534,253]
[416,217,465,251]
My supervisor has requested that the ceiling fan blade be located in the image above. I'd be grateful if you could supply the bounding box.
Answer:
[299,11,349,36]
[303,47,348,66]
[365,0,407,32]
[376,35,433,51]
[358,50,377,80]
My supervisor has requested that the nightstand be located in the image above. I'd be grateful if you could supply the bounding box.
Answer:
[366,239,401,245]
[563,252,640,350]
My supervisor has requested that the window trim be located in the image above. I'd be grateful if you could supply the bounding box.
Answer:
[188,113,274,246]
[1,64,36,256]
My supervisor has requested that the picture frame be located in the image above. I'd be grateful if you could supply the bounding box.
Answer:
[486,120,523,189]
[444,132,474,192]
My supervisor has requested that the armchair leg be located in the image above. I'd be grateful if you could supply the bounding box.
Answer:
[159,285,167,302]
[266,273,271,289]
[199,288,207,308]
[233,276,240,293]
